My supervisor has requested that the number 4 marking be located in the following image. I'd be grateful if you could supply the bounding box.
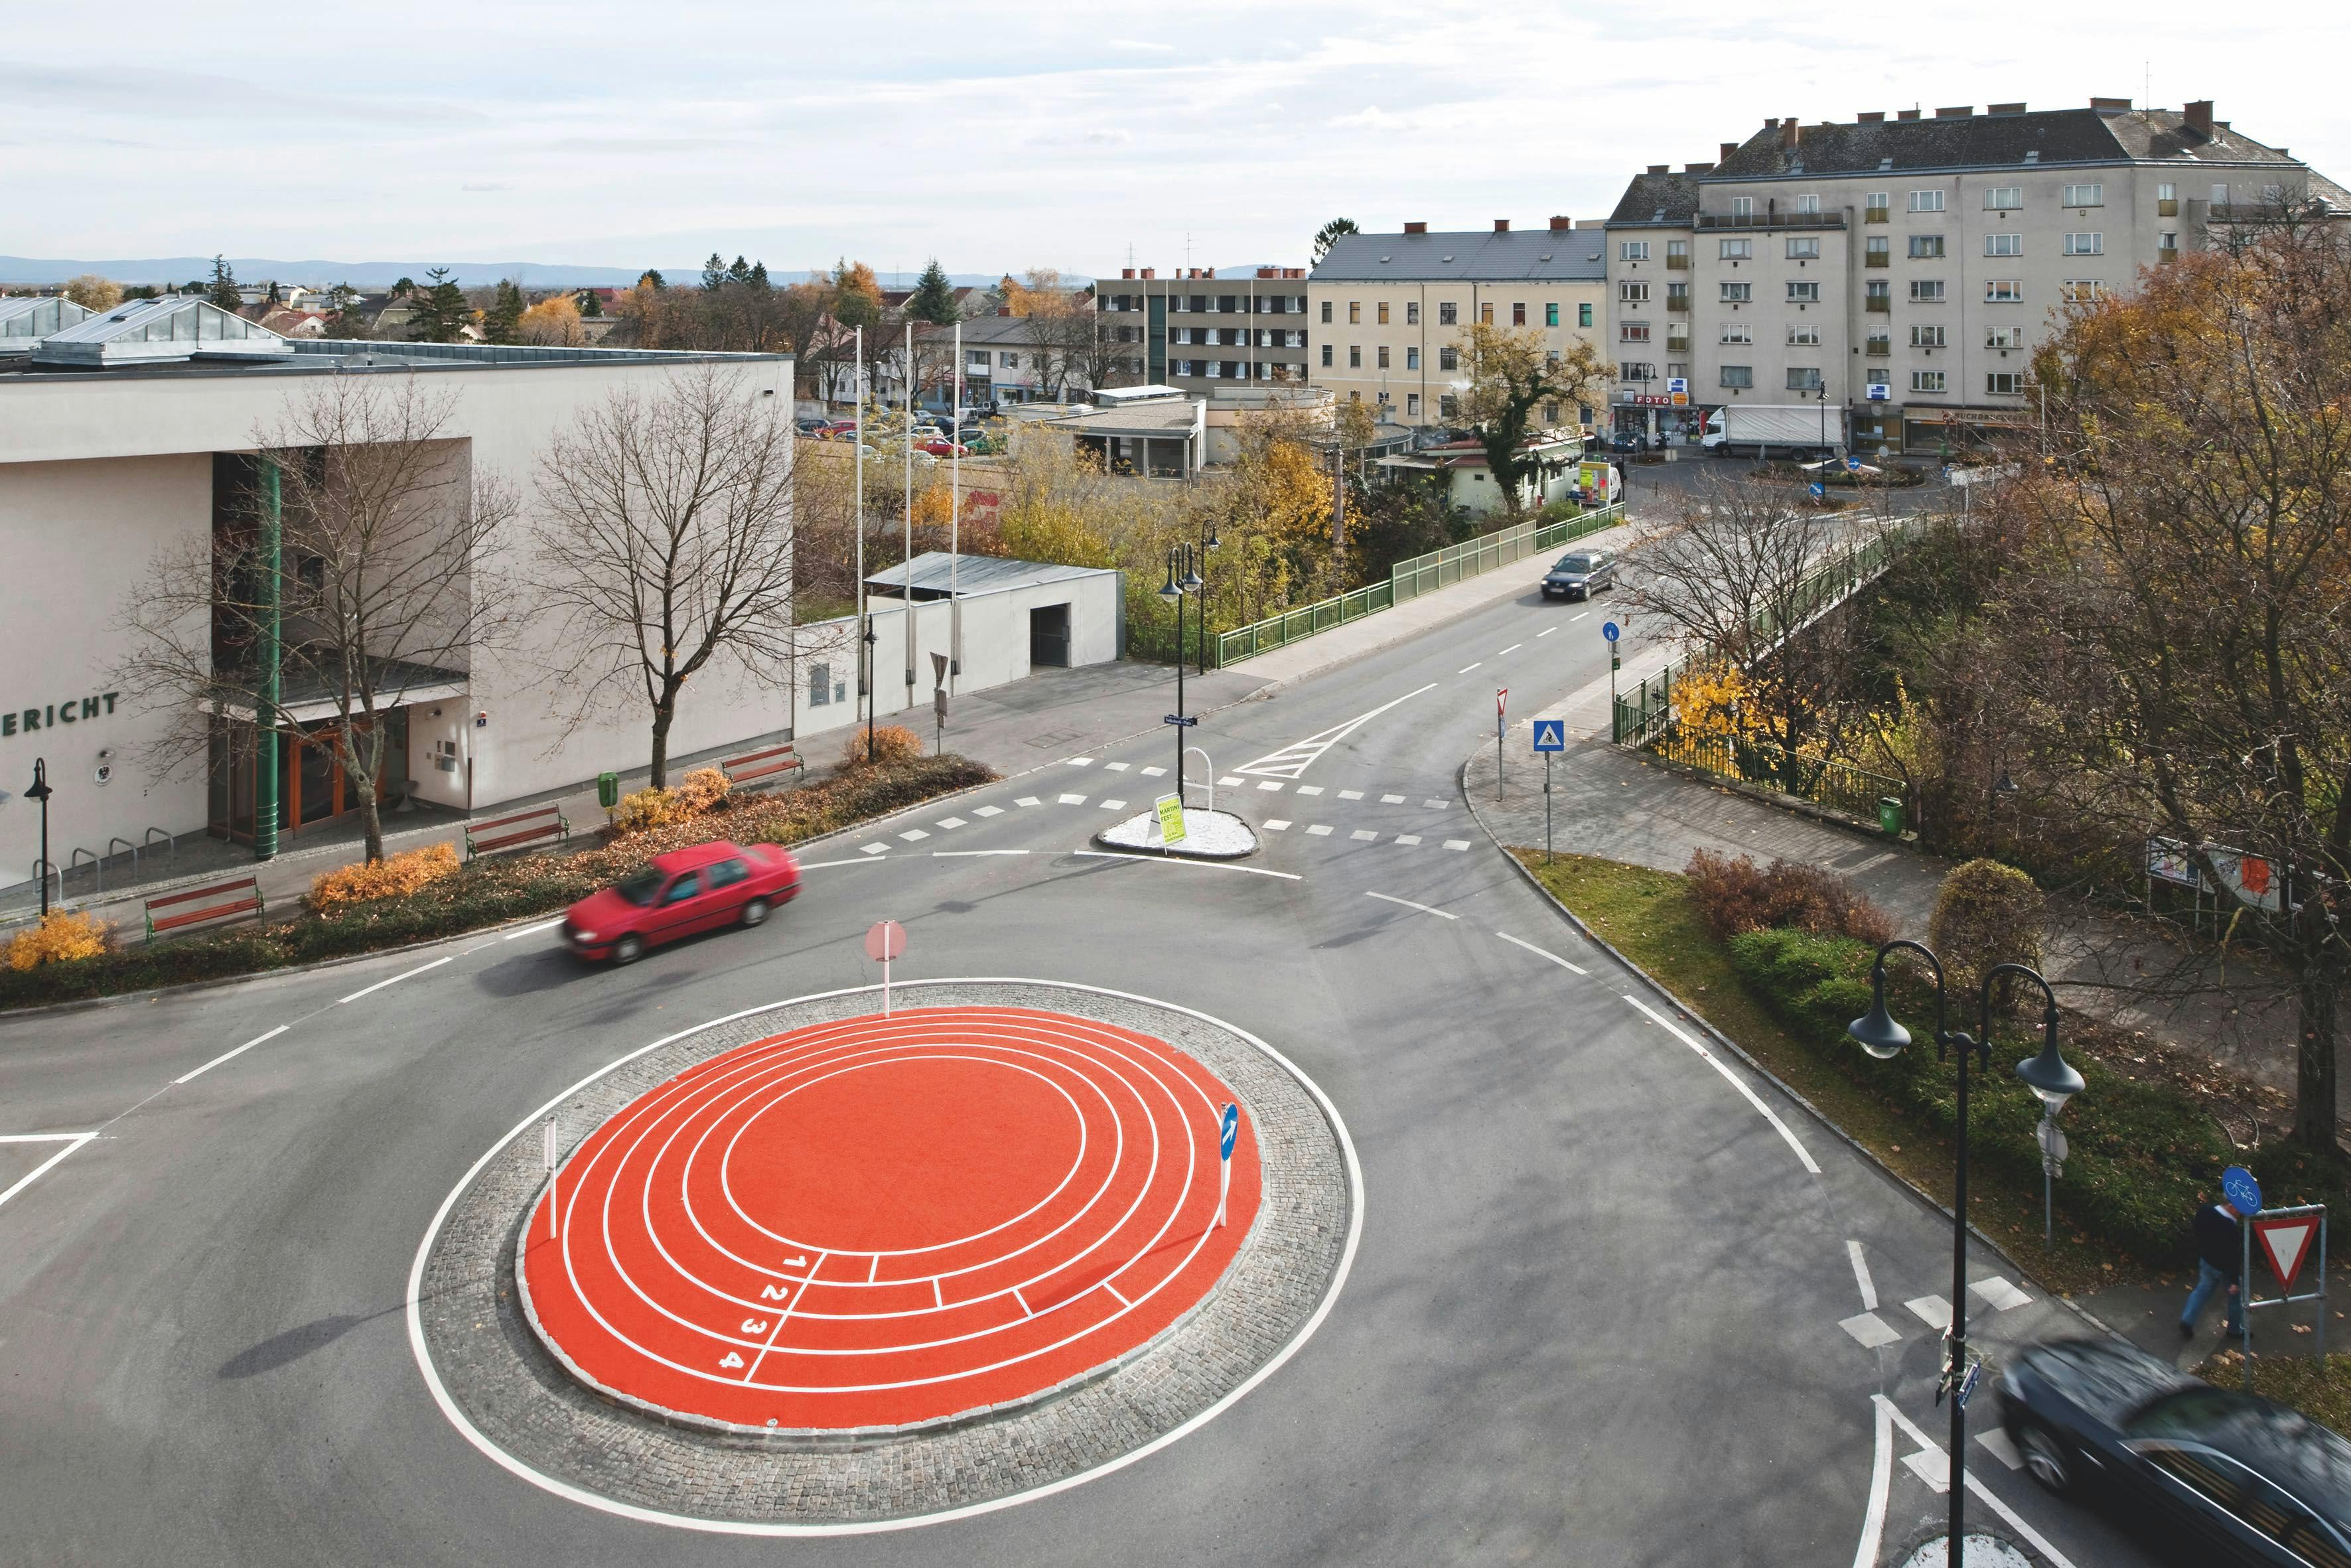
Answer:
[719,1351,745,1369]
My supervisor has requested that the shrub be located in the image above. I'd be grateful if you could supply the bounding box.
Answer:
[676,767,732,814]
[612,786,688,835]
[5,910,113,971]
[1930,858,2044,1001]
[840,724,924,772]
[306,842,459,914]
[1685,851,1896,946]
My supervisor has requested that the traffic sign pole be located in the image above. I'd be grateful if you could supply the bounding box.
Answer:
[1545,750,1553,863]
[1216,1103,1239,1229]
[865,920,908,1016]
[1495,689,1507,802]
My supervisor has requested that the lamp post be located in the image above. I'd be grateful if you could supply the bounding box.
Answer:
[1848,942,2084,1568]
[25,758,54,918]
[1194,518,1220,676]
[1160,542,1200,795]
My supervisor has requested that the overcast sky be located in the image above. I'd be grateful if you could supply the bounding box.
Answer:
[7,2,2342,277]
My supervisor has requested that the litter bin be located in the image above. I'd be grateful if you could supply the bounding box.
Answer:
[596,771,621,810]
[1877,796,1905,837]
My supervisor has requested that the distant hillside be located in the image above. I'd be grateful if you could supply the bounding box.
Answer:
[0,257,1090,291]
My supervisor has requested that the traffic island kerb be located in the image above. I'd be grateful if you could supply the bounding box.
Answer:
[1092,809,1258,859]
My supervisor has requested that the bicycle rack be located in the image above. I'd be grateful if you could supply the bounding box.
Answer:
[1182,747,1216,814]
[143,825,175,863]
[69,846,101,894]
[29,859,62,908]
[107,837,139,884]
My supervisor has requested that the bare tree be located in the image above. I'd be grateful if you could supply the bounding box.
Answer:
[115,374,516,862]
[531,364,799,788]
[1455,322,1611,514]
[1005,270,1096,399]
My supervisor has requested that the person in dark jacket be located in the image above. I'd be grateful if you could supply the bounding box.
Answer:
[2180,1196,2250,1339]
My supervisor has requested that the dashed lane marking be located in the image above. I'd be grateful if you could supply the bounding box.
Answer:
[1536,626,1558,637]
[504,918,565,940]
[1395,835,1422,846]
[859,844,891,856]
[1337,790,1364,800]
[1255,780,1283,792]
[898,829,931,842]
[1497,643,1521,656]
[1100,799,1127,811]
[1847,1240,1878,1309]
[1104,762,1129,772]
[1265,820,1291,831]
[1620,993,1821,1174]
[796,859,885,870]
[1457,662,1481,674]
[934,850,1030,857]
[1294,786,1322,796]
[1305,825,1333,836]
[1218,776,1243,787]
[1380,794,1405,804]
[974,806,1004,818]
[1058,794,1087,805]
[176,1024,289,1084]
[337,956,453,1006]
[1140,766,1167,778]
[1441,840,1471,851]
[1970,1275,2032,1312]
[1366,892,1457,921]
[1493,931,1587,975]
[1569,612,1590,622]
[1349,830,1376,841]
[936,817,967,829]
[1015,796,1041,808]
[1068,756,1094,766]
[1423,799,1449,810]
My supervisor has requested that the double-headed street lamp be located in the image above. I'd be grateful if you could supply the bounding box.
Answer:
[1847,940,2084,1568]
[1160,541,1204,796]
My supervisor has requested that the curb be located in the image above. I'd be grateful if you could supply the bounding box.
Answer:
[1457,760,2125,1346]
[1089,810,1260,861]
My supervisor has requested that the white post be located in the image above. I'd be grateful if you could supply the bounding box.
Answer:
[903,319,916,705]
[883,950,892,1017]
[951,319,962,691]
[543,1115,558,1240]
[1216,1144,1231,1229]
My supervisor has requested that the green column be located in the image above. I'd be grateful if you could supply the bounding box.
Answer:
[253,458,282,862]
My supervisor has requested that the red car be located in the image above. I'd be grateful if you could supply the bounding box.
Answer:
[561,840,800,963]
[916,437,969,457]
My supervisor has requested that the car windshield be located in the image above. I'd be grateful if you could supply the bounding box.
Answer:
[614,868,665,906]
[1554,555,1595,573]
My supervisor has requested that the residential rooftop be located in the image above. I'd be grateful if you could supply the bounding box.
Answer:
[1310,225,1608,285]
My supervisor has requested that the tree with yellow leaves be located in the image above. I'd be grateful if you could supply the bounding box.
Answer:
[517,292,585,346]
[60,274,124,311]
[1455,322,1610,515]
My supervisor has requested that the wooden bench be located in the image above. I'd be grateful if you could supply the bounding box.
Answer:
[464,804,569,861]
[145,877,265,943]
[720,744,802,792]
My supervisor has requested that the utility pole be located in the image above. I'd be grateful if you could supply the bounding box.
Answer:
[254,458,283,862]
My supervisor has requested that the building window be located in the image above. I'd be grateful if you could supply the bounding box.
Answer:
[1984,186,2021,210]
[1986,372,2023,395]
[1864,191,1890,221]
[1664,362,1686,380]
[1786,280,1819,303]
[1985,279,2024,303]
[1865,330,1891,356]
[1910,370,1947,393]
[1786,236,1820,259]
[1719,238,1752,260]
[2159,230,2180,255]
[1219,295,1236,313]
[1787,324,1819,346]
[1439,393,1458,419]
[1189,295,1207,313]
[1620,240,1650,261]
[1405,301,1419,325]
[1865,279,1891,310]
[1794,193,1820,214]
[1720,322,1751,344]
[1865,236,1890,266]
[1545,303,1559,327]
[1908,189,1946,212]
[1544,400,1561,423]
[1579,403,1594,423]
[1320,300,1332,323]
[1786,367,1822,392]
[1619,281,1649,304]
[1620,323,1650,343]
[2062,232,2104,256]
[1720,281,1751,303]
[1985,233,2023,257]
[1578,303,1592,328]
[1001,351,1019,368]
[1320,343,1332,367]
[1910,280,1945,302]
[2061,279,2107,303]
[1666,281,1689,309]
[1908,234,1945,259]
[2062,182,2104,208]
[1439,346,1459,371]
[808,663,832,706]
[1406,392,1420,416]
[1348,301,1360,324]
[1985,324,2025,348]
[1910,324,1946,348]
[1439,301,1458,326]
[1405,346,1419,370]
[1512,302,1526,326]
[1619,362,1654,382]
[1731,196,1754,220]
[1348,344,1361,368]
[1719,365,1754,389]
[1480,303,1494,324]
[2157,181,2178,215]
[1666,239,1689,267]
[1376,345,1389,369]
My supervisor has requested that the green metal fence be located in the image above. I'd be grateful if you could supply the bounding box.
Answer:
[1644,728,1906,821]
[1214,580,1394,666]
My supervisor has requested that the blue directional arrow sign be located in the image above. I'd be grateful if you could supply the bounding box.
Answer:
[1219,1103,1240,1160]
[1531,719,1566,753]
[1809,481,1826,499]
[1601,620,1620,644]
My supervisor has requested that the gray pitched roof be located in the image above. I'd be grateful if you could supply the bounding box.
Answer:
[1715,107,2315,180]
[1310,230,1606,284]
[865,551,1109,598]
[1606,172,1702,226]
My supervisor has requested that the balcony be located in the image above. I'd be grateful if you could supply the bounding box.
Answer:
[2159,198,2180,216]
[1665,253,1689,270]
[1696,210,1847,231]
[1865,206,1890,224]
[1865,296,1891,313]
[1865,252,1888,267]
[1666,296,1689,313]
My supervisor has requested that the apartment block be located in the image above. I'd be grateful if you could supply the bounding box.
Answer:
[1093,266,1312,398]
[1305,220,1607,429]
[1604,98,2346,455]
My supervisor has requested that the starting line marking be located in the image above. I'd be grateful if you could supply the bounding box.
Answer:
[1364,891,1457,921]
[0,1132,98,1215]
[1621,994,1821,1174]
[177,1024,290,1084]
[337,956,453,1005]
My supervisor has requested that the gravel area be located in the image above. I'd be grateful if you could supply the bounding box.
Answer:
[1094,809,1258,859]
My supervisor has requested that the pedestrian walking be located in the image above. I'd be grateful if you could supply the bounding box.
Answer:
[2180,1191,2251,1340]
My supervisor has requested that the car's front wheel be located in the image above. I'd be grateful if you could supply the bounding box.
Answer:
[612,934,645,965]
[741,897,771,928]
[2017,1422,2077,1498]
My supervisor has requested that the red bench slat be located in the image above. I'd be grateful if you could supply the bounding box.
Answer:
[144,877,265,942]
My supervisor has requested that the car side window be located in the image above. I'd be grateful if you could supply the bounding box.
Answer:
[708,858,749,891]
[662,871,702,905]
[2144,1444,2256,1520]
[2285,1514,2351,1568]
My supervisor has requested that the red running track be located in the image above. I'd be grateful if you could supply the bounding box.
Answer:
[520,1006,1261,1432]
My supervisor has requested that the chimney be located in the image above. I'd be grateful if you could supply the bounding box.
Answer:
[1121,267,1135,279]
[1256,267,1277,278]
[1494,218,1510,231]
[1934,106,1974,119]
[1139,267,1155,279]
[1203,267,1216,277]
[2185,99,2214,134]
[1683,162,1715,174]
[1720,141,1738,163]
[1646,164,1668,175]
[1988,102,2027,115]
[1897,109,1922,121]
[1549,214,1571,230]
[1857,111,1885,124]
[1764,117,1780,129]
[1781,118,1801,149]
[2090,96,2133,112]
[1403,220,1427,234]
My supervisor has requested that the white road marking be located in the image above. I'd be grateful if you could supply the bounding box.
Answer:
[1218,776,1244,786]
[1848,851,1894,872]
[1350,829,1376,841]
[0,1133,98,1214]
[1100,799,1127,811]
[1104,762,1129,772]
[1970,1275,2032,1312]
[1264,820,1291,831]
[1497,643,1521,656]
[1366,891,1457,920]
[1139,766,1166,777]
[1851,1392,1893,1568]
[1442,839,1471,851]
[1380,794,1405,804]
[1569,611,1590,622]
[859,844,891,857]
[1395,834,1423,845]
[1904,1294,1952,1327]
[898,828,930,841]
[1058,794,1086,805]
[504,918,565,940]
[1068,756,1094,766]
[1337,789,1364,800]
[1902,1449,1948,1492]
[973,806,1004,818]
[1015,796,1041,807]
[1072,851,1303,881]
[1457,662,1481,674]
[936,816,967,829]
[933,849,1029,857]
[1839,1311,1901,1349]
[1977,1429,2025,1470]
[1494,931,1587,974]
[337,956,453,1005]
[1621,994,1821,1173]
[1232,683,1437,780]
[177,1024,289,1084]
[798,858,887,870]
[1255,780,1283,792]
[1877,1396,2079,1568]
[1294,785,1323,796]
[1306,825,1333,836]
[1423,798,1449,809]
[1847,1240,1879,1309]
[1537,626,1558,637]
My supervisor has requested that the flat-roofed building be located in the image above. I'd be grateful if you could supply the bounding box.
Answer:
[1094,266,1312,398]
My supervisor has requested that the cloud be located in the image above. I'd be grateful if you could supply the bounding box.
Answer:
[461,182,514,193]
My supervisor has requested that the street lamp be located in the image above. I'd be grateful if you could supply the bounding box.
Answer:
[1161,542,1199,797]
[1848,941,2083,1568]
[25,757,54,917]
[1194,518,1220,676]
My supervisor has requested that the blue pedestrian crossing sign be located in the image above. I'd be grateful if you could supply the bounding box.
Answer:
[1532,719,1566,752]
[1220,1103,1240,1159]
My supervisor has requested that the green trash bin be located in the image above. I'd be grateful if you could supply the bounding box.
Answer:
[1877,796,1904,837]
[597,771,621,810]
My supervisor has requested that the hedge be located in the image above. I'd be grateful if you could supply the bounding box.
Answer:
[0,753,995,1011]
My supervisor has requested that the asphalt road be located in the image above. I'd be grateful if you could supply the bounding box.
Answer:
[0,568,2162,1567]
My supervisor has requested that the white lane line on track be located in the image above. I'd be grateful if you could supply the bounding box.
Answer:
[0,1133,98,1215]
[176,1024,289,1084]
[1072,851,1303,881]
[1104,1281,1132,1308]
[1875,1395,2078,1568]
[1457,662,1480,674]
[1013,1286,1034,1319]
[933,849,1030,857]
[1366,891,1457,920]
[1847,1240,1878,1311]
[1851,1393,1893,1568]
[1494,931,1587,974]
[932,1278,944,1309]
[868,1255,882,1283]
[336,956,453,1005]
[1621,993,1821,1174]
[504,918,565,940]
[1537,626,1558,637]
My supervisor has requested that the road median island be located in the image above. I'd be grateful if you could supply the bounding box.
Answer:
[0,752,996,1013]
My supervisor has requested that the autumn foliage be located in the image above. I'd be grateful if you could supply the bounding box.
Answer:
[307,842,460,913]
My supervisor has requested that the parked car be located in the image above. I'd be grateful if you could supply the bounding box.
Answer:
[794,417,831,436]
[1999,1336,2351,1564]
[917,437,969,457]
[1541,549,1616,601]
[562,840,801,964]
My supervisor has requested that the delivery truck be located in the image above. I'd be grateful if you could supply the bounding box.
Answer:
[1699,404,1849,457]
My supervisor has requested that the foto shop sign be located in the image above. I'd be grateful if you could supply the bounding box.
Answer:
[3,691,120,741]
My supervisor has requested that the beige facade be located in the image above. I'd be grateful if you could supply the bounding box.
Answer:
[1306,222,1608,429]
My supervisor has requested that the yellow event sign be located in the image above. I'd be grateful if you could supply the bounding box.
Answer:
[1155,794,1187,845]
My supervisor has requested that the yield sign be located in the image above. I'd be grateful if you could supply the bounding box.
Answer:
[2253,1214,2320,1292]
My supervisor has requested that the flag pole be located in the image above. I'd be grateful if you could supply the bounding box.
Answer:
[951,319,962,690]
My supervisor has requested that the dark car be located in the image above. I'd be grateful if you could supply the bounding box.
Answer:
[794,416,831,436]
[1999,1336,2351,1564]
[1541,549,1615,601]
[562,840,801,964]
